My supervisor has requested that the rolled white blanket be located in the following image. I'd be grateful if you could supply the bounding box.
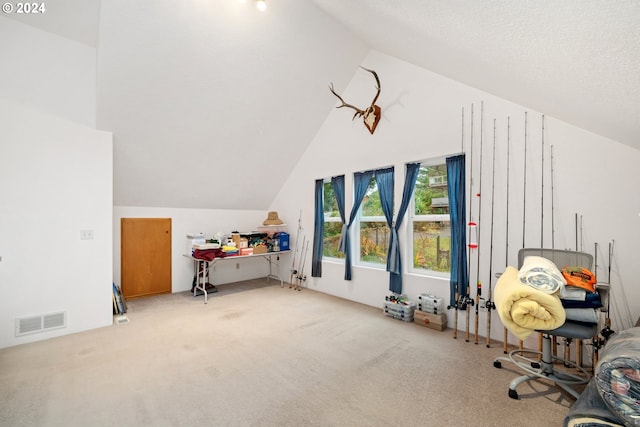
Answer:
[495,266,566,340]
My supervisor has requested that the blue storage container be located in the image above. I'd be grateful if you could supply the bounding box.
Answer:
[278,232,290,251]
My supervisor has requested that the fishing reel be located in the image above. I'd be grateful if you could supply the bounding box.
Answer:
[484,300,496,311]
[601,325,615,341]
[289,268,298,289]
[463,295,475,309]
[459,294,474,310]
[447,294,474,310]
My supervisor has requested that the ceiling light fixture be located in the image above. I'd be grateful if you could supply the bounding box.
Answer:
[256,0,266,11]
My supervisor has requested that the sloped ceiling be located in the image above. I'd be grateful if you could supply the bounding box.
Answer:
[5,0,640,210]
[97,0,368,210]
[312,0,640,150]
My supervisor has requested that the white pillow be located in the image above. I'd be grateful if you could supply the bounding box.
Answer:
[518,256,566,294]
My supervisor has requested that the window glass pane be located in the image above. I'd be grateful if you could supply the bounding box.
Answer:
[322,179,344,259]
[413,220,451,272]
[323,181,339,218]
[361,177,383,217]
[323,221,344,258]
[414,164,449,215]
[360,221,389,264]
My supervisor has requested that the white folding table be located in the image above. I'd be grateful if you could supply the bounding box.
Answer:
[184,249,290,303]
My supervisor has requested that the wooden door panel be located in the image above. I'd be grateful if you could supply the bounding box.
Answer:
[121,218,172,299]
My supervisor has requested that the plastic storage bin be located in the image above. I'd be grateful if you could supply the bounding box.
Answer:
[277,232,290,251]
[417,293,445,314]
[383,301,416,322]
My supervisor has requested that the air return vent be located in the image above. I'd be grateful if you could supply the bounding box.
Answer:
[16,312,66,336]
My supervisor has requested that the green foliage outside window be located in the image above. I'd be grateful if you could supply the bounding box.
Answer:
[359,178,388,264]
[412,163,451,272]
[413,221,451,272]
[360,221,389,264]
[323,181,344,258]
[320,161,452,275]
[414,164,449,215]
[323,221,344,258]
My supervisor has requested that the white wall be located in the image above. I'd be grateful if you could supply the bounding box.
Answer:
[0,99,113,349]
[0,16,97,128]
[271,50,640,343]
[113,207,287,293]
[0,17,112,349]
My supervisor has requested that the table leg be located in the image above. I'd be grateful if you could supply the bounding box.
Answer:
[193,259,209,304]
[264,254,284,287]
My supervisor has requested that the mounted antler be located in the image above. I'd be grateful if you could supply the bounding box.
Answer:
[329,66,381,134]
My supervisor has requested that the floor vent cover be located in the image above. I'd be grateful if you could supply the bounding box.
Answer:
[16,312,67,336]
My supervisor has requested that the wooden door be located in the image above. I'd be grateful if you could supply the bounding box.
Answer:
[121,218,172,299]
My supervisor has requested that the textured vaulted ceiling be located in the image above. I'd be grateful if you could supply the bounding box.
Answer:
[6,0,640,210]
[312,0,640,150]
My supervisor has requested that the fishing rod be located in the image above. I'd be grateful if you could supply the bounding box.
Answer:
[294,238,310,291]
[503,116,511,354]
[463,104,474,343]
[522,112,528,249]
[601,241,615,339]
[581,215,584,251]
[466,105,475,342]
[466,106,475,263]
[519,112,528,351]
[462,107,465,153]
[551,145,555,249]
[608,241,613,283]
[462,103,476,343]
[291,235,306,289]
[575,212,578,252]
[564,211,582,366]
[574,213,583,252]
[289,210,302,286]
[485,118,497,348]
[472,102,484,344]
[541,115,545,248]
[605,240,633,333]
[450,104,469,340]
[539,115,547,356]
[449,289,460,339]
[592,241,602,371]
[595,242,599,282]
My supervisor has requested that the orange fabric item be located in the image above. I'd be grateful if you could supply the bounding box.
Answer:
[561,266,596,292]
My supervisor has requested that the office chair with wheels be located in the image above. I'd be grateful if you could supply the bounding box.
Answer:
[493,248,600,400]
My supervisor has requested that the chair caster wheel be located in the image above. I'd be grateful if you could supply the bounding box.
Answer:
[508,389,519,400]
[531,362,540,369]
[493,361,502,368]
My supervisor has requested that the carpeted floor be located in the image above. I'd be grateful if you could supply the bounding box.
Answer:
[0,280,576,426]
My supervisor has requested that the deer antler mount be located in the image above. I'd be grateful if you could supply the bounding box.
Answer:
[329,67,381,134]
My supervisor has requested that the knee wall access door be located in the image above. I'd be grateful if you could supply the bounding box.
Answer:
[121,218,172,299]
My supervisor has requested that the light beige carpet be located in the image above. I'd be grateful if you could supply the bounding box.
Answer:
[0,280,575,426]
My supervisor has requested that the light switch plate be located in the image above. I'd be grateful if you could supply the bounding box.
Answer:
[80,230,94,240]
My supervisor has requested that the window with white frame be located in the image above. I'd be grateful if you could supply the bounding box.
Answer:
[356,175,390,267]
[410,161,451,275]
[322,179,344,259]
